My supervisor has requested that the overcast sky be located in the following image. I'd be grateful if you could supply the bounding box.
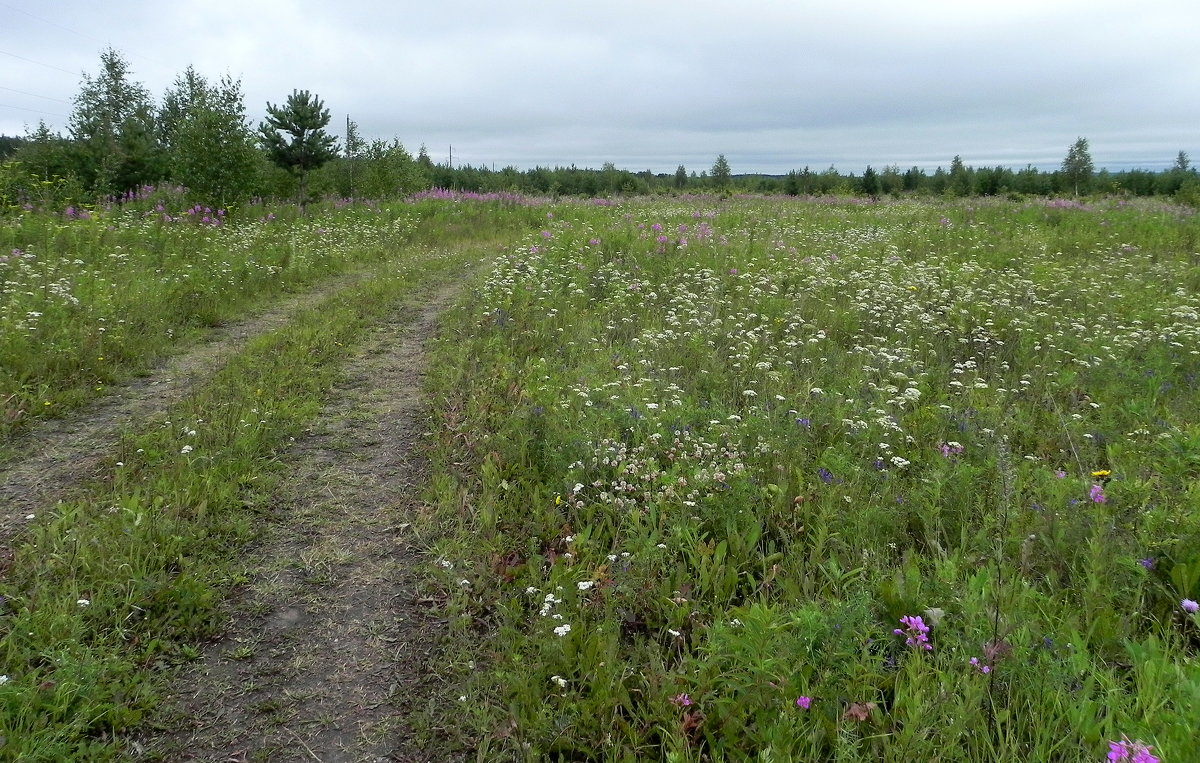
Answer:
[2,1,1197,174]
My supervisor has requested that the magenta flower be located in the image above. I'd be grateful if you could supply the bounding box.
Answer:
[894,615,932,651]
[1089,483,1107,503]
[969,657,992,674]
[1182,599,1199,614]
[795,696,812,709]
[1107,737,1159,763]
[938,442,964,458]
[671,692,692,707]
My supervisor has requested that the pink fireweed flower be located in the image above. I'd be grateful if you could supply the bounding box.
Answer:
[1090,483,1107,503]
[894,615,933,651]
[795,696,812,709]
[938,442,964,458]
[1107,737,1159,763]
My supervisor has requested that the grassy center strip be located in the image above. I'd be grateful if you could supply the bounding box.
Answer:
[0,241,482,760]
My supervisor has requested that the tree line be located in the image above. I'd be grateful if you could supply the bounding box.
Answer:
[1,50,1197,209]
[0,48,427,211]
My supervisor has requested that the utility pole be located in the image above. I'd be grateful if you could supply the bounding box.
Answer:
[346,114,354,200]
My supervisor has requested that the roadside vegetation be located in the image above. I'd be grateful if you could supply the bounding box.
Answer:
[423,195,1200,760]
[0,195,540,759]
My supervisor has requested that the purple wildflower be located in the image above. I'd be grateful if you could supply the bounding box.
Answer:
[795,696,812,709]
[894,615,932,651]
[671,692,692,707]
[1090,483,1107,503]
[938,442,964,458]
[1107,737,1159,763]
[1182,599,1199,614]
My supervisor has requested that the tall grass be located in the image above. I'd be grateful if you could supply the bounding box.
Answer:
[0,187,549,442]
[424,196,1200,760]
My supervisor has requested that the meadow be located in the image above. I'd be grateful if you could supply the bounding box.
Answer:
[0,191,1197,760]
[424,195,1200,760]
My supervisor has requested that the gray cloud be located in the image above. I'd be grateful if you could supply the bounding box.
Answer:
[2,0,1197,173]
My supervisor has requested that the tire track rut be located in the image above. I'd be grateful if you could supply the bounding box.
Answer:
[143,280,464,762]
[0,274,364,542]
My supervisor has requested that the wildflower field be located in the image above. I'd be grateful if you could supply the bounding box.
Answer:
[1,191,1198,760]
[425,196,1200,760]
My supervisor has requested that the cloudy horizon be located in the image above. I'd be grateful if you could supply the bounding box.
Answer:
[2,0,1197,175]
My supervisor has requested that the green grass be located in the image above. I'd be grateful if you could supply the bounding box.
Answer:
[422,195,1200,761]
[0,195,544,759]
[0,187,547,444]
[3,192,1198,760]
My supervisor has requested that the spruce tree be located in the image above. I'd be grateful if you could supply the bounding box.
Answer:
[711,154,732,191]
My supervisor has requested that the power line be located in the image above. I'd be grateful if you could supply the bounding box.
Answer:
[0,3,175,76]
[0,2,103,45]
[0,85,71,104]
[0,48,78,76]
[0,102,69,118]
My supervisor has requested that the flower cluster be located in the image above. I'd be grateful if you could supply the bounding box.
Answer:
[1106,737,1159,763]
[894,615,933,651]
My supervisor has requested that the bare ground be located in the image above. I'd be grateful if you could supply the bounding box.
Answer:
[139,282,465,762]
[0,274,365,541]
